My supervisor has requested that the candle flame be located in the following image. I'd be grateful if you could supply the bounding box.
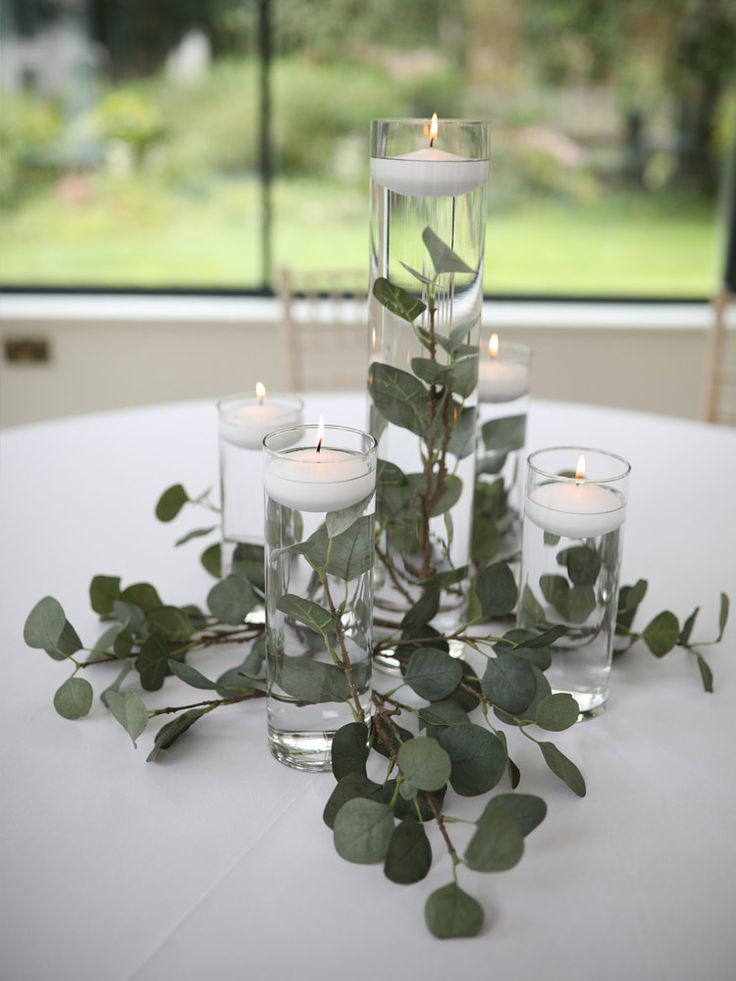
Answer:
[371,325,376,350]
[488,332,499,358]
[576,455,586,482]
[429,112,438,147]
[316,414,325,454]
[255,381,266,404]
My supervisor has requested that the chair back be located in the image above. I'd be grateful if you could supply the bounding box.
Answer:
[279,267,369,392]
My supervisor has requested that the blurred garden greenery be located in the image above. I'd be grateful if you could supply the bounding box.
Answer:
[1,0,733,294]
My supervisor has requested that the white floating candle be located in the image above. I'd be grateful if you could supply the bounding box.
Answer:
[371,113,488,198]
[219,385,303,450]
[478,333,530,403]
[264,419,375,513]
[525,455,626,538]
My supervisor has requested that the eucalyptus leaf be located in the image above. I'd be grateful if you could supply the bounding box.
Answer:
[679,607,700,646]
[323,773,384,829]
[120,583,162,613]
[53,676,93,720]
[642,610,680,658]
[89,575,122,615]
[405,647,463,701]
[93,621,127,654]
[422,226,473,275]
[425,883,484,939]
[557,545,601,586]
[331,722,370,780]
[277,594,336,635]
[146,606,193,640]
[617,579,648,631]
[137,635,171,692]
[175,526,217,547]
[384,818,432,885]
[465,805,524,872]
[481,414,526,453]
[439,723,506,796]
[482,653,536,714]
[372,276,426,323]
[401,590,440,631]
[534,693,580,731]
[294,516,374,582]
[231,543,265,591]
[482,793,547,837]
[104,690,149,746]
[695,651,714,693]
[146,708,209,762]
[417,699,469,728]
[23,596,66,657]
[325,496,372,539]
[333,799,394,864]
[718,593,729,642]
[447,405,477,460]
[397,737,451,791]
[207,575,258,625]
[155,483,189,522]
[201,543,222,579]
[539,741,586,797]
[369,362,431,437]
[474,562,518,619]
[399,260,433,285]
[168,660,218,691]
[274,656,355,704]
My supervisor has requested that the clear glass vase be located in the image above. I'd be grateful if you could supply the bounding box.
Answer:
[367,117,490,666]
[518,446,631,719]
[263,424,377,770]
[473,335,532,568]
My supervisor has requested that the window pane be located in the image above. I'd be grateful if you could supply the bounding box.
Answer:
[0,0,260,288]
[272,0,732,297]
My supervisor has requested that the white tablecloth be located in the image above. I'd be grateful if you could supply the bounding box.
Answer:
[1,394,735,981]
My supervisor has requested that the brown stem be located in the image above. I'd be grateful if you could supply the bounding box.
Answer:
[150,691,265,716]
[427,792,457,859]
[322,576,365,721]
[375,542,416,605]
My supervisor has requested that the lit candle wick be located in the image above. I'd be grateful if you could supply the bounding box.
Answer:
[576,454,586,487]
[316,414,325,454]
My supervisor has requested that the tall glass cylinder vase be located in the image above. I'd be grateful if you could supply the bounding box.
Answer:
[473,334,532,569]
[264,424,377,771]
[368,117,490,665]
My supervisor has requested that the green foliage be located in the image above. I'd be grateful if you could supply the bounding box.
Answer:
[155,484,189,522]
[94,90,164,164]
[384,819,432,884]
[397,737,451,792]
[465,805,524,872]
[104,690,149,746]
[405,648,463,701]
[333,799,394,864]
[53,677,93,720]
[425,883,484,939]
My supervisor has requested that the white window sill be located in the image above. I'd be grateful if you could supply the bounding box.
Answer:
[0,293,718,330]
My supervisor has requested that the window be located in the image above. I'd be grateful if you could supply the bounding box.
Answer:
[1,0,733,296]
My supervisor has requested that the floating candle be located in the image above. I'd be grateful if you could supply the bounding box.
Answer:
[264,418,376,513]
[478,333,531,403]
[218,385,304,450]
[525,456,627,538]
[371,113,489,198]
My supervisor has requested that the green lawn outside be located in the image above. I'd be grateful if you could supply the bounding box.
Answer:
[0,175,719,296]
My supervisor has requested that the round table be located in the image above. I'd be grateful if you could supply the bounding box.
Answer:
[1,394,735,981]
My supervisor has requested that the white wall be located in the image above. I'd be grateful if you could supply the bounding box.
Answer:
[0,296,719,429]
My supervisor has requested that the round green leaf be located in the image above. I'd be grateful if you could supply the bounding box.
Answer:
[23,596,65,655]
[642,610,680,658]
[439,723,506,796]
[207,574,257,625]
[405,647,463,701]
[104,689,149,745]
[474,562,519,619]
[331,722,369,780]
[397,737,451,791]
[333,799,394,864]
[482,793,547,837]
[384,818,432,884]
[425,883,484,939]
[482,653,537,714]
[465,806,524,872]
[89,575,121,615]
[323,773,383,830]
[155,483,188,522]
[539,741,586,797]
[53,676,93,720]
[534,693,580,731]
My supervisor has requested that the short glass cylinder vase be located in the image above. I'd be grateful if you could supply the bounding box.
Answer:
[263,424,377,771]
[218,391,303,577]
[474,334,532,568]
[518,447,631,719]
[368,117,490,663]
